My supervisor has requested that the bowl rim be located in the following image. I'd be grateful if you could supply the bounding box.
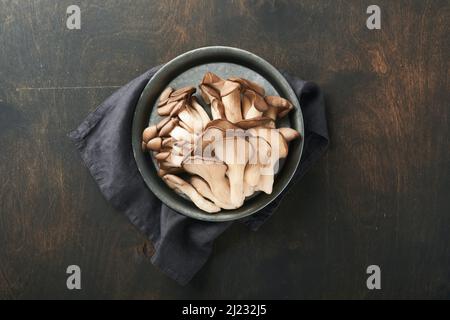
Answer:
[132,46,304,222]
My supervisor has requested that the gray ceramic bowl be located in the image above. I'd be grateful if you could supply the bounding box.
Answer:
[132,46,304,222]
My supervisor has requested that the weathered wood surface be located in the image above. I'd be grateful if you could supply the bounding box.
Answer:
[0,0,448,299]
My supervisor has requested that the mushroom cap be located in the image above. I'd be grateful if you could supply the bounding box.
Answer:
[147,137,162,151]
[264,96,293,118]
[142,125,157,143]
[159,86,174,102]
[157,100,179,116]
[244,89,269,112]
[202,72,223,85]
[201,72,225,93]
[156,117,171,131]
[220,80,240,97]
[170,85,196,97]
[278,127,301,142]
[247,128,288,159]
[158,118,179,137]
[229,77,265,96]
[155,151,171,161]
[169,100,185,117]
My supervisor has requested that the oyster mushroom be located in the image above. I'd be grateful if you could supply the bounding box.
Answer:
[190,97,211,128]
[159,86,174,103]
[158,100,179,116]
[156,117,171,131]
[154,151,171,161]
[190,176,236,210]
[256,164,275,194]
[246,128,290,195]
[202,72,225,92]
[162,137,174,148]
[199,84,220,104]
[229,77,265,96]
[243,89,269,120]
[220,81,242,123]
[247,127,289,159]
[158,118,179,137]
[142,125,157,143]
[147,137,162,151]
[264,96,293,120]
[244,136,272,197]
[169,100,186,117]
[182,156,231,205]
[213,136,253,207]
[162,174,220,213]
[279,127,301,142]
[170,85,196,97]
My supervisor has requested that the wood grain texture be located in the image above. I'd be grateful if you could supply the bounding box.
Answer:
[0,0,449,299]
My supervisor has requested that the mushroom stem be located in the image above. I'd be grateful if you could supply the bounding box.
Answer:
[221,82,242,123]
[213,137,253,207]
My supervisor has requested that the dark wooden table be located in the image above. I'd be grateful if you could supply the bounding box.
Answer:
[0,0,449,299]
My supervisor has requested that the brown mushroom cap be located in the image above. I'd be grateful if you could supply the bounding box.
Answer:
[157,100,178,116]
[142,125,157,143]
[229,77,265,96]
[158,118,179,137]
[201,72,225,93]
[155,151,171,161]
[159,87,174,102]
[278,127,301,142]
[247,127,288,158]
[147,137,162,151]
[264,96,293,119]
[169,100,186,117]
[156,117,171,131]
[219,80,240,97]
[170,86,196,97]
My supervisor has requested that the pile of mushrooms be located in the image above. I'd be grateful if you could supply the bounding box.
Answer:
[142,72,301,213]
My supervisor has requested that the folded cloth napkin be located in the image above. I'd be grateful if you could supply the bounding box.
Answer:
[68,66,329,285]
